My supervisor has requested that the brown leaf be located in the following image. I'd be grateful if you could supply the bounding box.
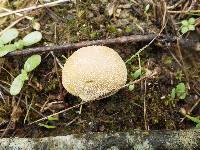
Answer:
[11,105,23,123]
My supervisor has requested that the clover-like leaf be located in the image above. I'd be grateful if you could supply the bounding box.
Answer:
[188,18,195,25]
[181,26,188,34]
[0,28,19,44]
[24,55,41,72]
[22,31,42,46]
[175,82,186,100]
[128,84,135,91]
[0,44,16,57]
[181,20,189,26]
[10,74,25,96]
[131,69,142,79]
[188,24,195,31]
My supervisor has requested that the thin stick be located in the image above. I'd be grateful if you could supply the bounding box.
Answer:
[168,9,200,14]
[0,0,72,18]
[29,67,159,125]
[0,82,45,118]
[124,67,159,88]
[5,34,157,57]
[0,90,5,103]
[0,17,25,35]
[65,116,79,126]
[143,80,148,130]
[125,0,167,64]
[1,8,33,20]
[180,99,200,123]
[28,101,87,125]
[24,95,34,124]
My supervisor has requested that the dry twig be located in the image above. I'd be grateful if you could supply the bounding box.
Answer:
[0,0,72,18]
[5,34,157,57]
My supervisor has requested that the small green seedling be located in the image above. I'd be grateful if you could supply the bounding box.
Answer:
[38,116,58,129]
[0,28,19,47]
[131,68,142,80]
[180,17,196,34]
[144,4,150,13]
[171,82,186,100]
[38,123,57,129]
[185,115,200,128]
[180,108,200,128]
[144,4,150,20]
[10,55,41,96]
[0,28,42,57]
[128,84,135,91]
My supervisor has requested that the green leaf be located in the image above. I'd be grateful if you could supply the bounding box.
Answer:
[38,123,56,129]
[131,69,141,79]
[125,26,132,33]
[196,123,200,128]
[186,115,200,124]
[23,31,42,46]
[32,21,40,30]
[0,44,16,57]
[188,18,195,25]
[145,4,150,12]
[178,92,186,100]
[188,24,195,31]
[176,83,185,93]
[181,20,189,26]
[181,26,188,34]
[0,40,4,47]
[170,88,176,99]
[0,28,19,44]
[10,74,25,96]
[48,116,59,121]
[14,40,24,49]
[20,69,28,81]
[175,83,186,100]
[24,55,41,72]
[128,84,135,91]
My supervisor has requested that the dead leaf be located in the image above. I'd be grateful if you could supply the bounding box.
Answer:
[0,0,8,26]
[107,2,116,16]
[11,105,23,123]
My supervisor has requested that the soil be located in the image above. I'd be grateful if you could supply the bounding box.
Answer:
[0,0,200,138]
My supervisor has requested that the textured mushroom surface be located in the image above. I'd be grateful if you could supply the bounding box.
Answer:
[62,46,127,101]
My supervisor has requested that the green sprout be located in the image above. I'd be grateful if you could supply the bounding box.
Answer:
[10,55,41,96]
[128,84,135,91]
[171,82,186,100]
[0,28,19,46]
[180,108,200,128]
[0,28,42,57]
[180,17,196,34]
[131,68,142,80]
[185,115,200,128]
[38,116,58,129]
[144,4,150,20]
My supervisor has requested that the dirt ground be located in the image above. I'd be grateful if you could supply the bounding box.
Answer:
[0,0,200,138]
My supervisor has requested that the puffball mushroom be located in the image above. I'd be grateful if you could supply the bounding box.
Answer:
[62,45,127,101]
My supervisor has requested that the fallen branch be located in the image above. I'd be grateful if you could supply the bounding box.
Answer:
[5,34,157,57]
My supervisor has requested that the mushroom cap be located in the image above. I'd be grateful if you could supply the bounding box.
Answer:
[62,45,127,101]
